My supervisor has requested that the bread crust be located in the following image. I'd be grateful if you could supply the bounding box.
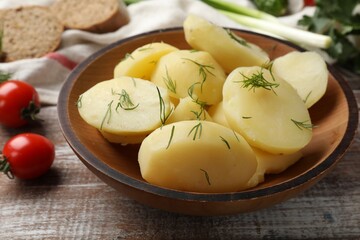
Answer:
[51,0,130,33]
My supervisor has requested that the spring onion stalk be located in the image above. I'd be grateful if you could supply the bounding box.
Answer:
[201,0,279,23]
[220,10,332,49]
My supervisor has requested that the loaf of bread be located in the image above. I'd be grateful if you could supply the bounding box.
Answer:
[51,0,130,33]
[1,6,64,62]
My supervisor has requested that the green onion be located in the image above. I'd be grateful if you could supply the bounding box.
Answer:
[201,0,279,22]
[220,10,332,49]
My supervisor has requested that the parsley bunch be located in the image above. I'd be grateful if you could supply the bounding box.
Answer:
[298,0,360,74]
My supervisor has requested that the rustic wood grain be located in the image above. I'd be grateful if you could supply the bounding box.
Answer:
[0,91,359,239]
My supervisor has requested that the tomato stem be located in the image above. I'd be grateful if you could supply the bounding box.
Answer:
[0,153,14,179]
[0,71,11,83]
[21,100,41,122]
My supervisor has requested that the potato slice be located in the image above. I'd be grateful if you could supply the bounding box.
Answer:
[114,42,178,80]
[77,77,172,144]
[207,101,230,128]
[246,148,303,188]
[151,50,226,105]
[223,66,312,154]
[183,14,269,73]
[271,51,328,108]
[138,120,257,193]
[167,96,212,123]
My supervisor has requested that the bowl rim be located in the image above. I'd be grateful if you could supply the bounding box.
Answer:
[58,27,359,202]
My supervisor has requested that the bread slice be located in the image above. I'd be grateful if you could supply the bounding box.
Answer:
[1,6,64,62]
[51,0,130,33]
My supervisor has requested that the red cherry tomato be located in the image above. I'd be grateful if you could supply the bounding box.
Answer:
[304,0,315,6]
[0,80,41,128]
[0,133,55,179]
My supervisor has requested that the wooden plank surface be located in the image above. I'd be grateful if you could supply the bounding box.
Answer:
[0,91,359,239]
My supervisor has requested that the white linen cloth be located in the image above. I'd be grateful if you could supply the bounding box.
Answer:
[0,0,315,105]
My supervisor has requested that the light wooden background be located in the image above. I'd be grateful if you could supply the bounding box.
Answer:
[0,72,359,239]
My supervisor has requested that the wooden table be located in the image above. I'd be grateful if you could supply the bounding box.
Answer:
[1,71,359,239]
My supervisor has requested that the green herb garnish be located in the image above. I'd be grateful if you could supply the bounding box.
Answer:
[166,125,175,149]
[182,58,215,92]
[200,168,211,186]
[114,89,139,111]
[220,136,231,149]
[235,69,279,94]
[162,66,177,94]
[156,87,172,126]
[100,100,114,130]
[291,119,315,130]
[226,29,249,47]
[188,122,203,140]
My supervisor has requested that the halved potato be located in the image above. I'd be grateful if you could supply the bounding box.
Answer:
[246,148,303,188]
[77,77,172,144]
[114,42,178,80]
[138,120,257,193]
[151,50,226,105]
[183,14,269,73]
[207,101,230,128]
[167,96,212,123]
[223,66,312,154]
[271,51,328,108]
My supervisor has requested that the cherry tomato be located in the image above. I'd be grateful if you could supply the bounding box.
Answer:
[304,0,315,6]
[0,133,55,179]
[0,80,41,128]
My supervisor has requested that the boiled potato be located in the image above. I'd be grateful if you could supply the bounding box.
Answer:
[246,148,303,188]
[271,51,328,108]
[77,77,172,144]
[151,50,226,105]
[207,101,230,128]
[114,42,178,80]
[223,66,312,154]
[138,120,258,193]
[167,96,212,123]
[184,14,270,73]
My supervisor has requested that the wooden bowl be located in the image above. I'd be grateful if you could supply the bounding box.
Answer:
[58,28,358,216]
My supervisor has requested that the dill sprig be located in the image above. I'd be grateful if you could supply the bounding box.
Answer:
[220,136,231,149]
[226,29,249,47]
[100,100,114,130]
[236,69,279,94]
[113,89,139,111]
[182,58,215,92]
[166,125,175,149]
[76,94,83,108]
[291,119,315,130]
[200,169,211,186]
[188,122,203,140]
[156,87,172,126]
[162,66,177,94]
[190,102,207,120]
[122,53,134,61]
[304,91,312,104]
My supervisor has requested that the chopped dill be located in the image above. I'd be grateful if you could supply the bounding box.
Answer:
[76,94,83,108]
[162,66,177,94]
[188,122,202,140]
[291,119,315,130]
[182,58,215,92]
[114,89,139,111]
[100,100,114,130]
[220,136,231,149]
[235,69,279,94]
[200,168,211,186]
[226,29,249,47]
[156,87,172,126]
[166,125,175,149]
